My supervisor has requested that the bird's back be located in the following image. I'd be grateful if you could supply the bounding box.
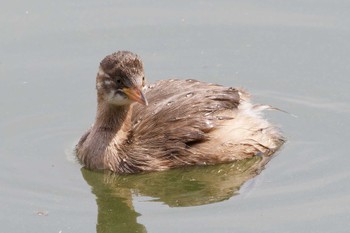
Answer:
[122,79,284,171]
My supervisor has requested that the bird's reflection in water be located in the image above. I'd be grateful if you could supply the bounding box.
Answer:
[81,155,273,233]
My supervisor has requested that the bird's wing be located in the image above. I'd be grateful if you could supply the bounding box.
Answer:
[124,79,241,169]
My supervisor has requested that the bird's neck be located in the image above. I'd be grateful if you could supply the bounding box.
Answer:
[94,103,133,135]
[77,102,133,172]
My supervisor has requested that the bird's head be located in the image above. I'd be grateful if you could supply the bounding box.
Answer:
[96,51,148,106]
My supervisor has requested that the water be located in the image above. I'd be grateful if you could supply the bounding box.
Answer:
[1,1,350,232]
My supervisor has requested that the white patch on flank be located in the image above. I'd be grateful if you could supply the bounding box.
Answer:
[237,90,262,118]
[238,100,262,118]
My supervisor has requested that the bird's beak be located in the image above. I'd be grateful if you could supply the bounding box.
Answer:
[123,87,148,106]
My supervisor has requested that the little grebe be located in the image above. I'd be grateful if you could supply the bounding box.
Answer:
[76,51,284,173]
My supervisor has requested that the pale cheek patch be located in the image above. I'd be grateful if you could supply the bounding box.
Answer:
[97,80,113,91]
[97,67,112,90]
[96,81,103,89]
[98,67,110,78]
[106,91,133,106]
[104,80,112,86]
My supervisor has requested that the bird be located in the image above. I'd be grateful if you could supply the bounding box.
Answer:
[75,51,284,174]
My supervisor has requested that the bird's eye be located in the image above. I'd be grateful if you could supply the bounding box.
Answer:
[115,78,122,84]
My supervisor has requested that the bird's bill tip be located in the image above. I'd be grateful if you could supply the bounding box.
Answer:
[123,87,148,106]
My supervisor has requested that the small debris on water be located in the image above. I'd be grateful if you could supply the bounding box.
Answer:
[35,210,48,216]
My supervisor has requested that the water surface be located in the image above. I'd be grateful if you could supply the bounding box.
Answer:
[1,1,350,232]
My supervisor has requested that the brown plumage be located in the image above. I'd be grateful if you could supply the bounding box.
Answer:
[76,51,284,173]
